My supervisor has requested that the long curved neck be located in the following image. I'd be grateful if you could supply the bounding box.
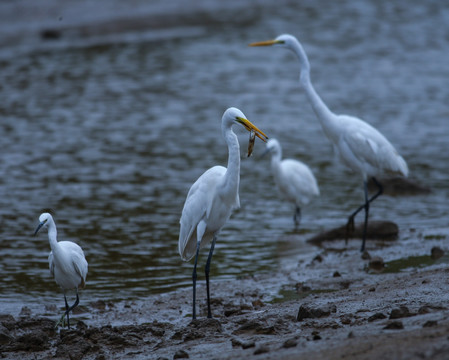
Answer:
[47,219,59,251]
[270,153,282,180]
[270,149,282,170]
[221,124,240,197]
[290,40,337,132]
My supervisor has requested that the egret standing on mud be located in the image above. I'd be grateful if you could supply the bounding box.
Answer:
[34,212,88,328]
[264,138,319,228]
[249,34,408,252]
[179,107,268,319]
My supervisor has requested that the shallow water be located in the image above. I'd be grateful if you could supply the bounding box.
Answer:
[0,0,448,313]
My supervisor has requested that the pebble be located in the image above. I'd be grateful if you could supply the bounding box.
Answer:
[368,313,387,322]
[431,246,444,260]
[253,345,269,355]
[389,306,414,319]
[173,350,189,359]
[384,321,404,330]
[282,338,297,348]
[369,256,385,271]
[297,303,337,321]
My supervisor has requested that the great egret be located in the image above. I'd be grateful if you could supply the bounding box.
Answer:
[179,107,268,319]
[34,212,88,328]
[263,138,319,227]
[250,34,408,252]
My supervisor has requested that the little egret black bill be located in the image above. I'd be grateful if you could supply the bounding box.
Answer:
[34,212,88,328]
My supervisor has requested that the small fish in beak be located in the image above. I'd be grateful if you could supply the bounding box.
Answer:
[247,129,256,157]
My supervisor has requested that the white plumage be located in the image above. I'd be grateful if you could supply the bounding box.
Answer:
[178,107,267,319]
[34,212,87,328]
[265,138,319,226]
[250,34,408,251]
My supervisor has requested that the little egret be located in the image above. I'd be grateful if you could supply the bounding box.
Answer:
[263,138,319,228]
[179,107,268,319]
[250,34,408,252]
[34,212,88,328]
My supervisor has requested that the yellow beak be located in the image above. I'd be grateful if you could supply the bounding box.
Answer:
[236,116,268,142]
[248,39,279,47]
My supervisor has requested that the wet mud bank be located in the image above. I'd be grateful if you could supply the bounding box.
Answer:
[2,240,449,360]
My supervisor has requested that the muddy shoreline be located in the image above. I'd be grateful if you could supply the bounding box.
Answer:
[2,233,448,360]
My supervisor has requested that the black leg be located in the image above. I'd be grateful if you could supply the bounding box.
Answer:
[294,206,301,228]
[63,291,80,329]
[192,241,201,320]
[360,180,370,252]
[64,294,70,328]
[205,236,217,319]
[346,177,383,251]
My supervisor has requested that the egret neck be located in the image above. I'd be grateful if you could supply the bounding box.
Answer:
[219,123,240,204]
[292,40,338,140]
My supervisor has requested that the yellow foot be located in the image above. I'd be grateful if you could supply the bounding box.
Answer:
[55,313,67,329]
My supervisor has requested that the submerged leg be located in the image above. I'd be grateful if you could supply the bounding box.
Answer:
[293,206,302,228]
[192,240,201,320]
[205,236,217,318]
[345,178,383,250]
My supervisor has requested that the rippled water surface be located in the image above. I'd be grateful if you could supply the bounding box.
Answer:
[1,0,448,312]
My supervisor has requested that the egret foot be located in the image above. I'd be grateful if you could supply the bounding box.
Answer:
[345,216,356,243]
[55,312,68,329]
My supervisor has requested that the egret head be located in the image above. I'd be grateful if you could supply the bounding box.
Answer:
[223,107,268,142]
[34,212,53,236]
[263,138,282,158]
[249,34,297,49]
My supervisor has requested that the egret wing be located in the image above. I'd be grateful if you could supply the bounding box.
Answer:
[59,241,88,288]
[340,119,408,177]
[281,159,319,204]
[48,251,55,278]
[179,166,226,261]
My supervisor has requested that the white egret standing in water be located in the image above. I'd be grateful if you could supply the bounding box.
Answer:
[263,138,319,228]
[250,34,408,252]
[178,107,268,319]
[34,212,88,328]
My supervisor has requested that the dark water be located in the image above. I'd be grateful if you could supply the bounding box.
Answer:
[1,0,448,314]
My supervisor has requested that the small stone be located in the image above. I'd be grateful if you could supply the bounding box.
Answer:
[252,299,264,308]
[173,349,189,359]
[369,256,384,271]
[282,338,297,348]
[389,306,414,319]
[254,345,269,355]
[368,287,376,292]
[340,315,352,325]
[297,303,336,321]
[242,340,256,349]
[361,251,371,260]
[231,338,242,347]
[423,320,438,328]
[0,325,12,345]
[333,271,341,277]
[431,247,444,260]
[384,321,404,330]
[347,331,354,338]
[368,313,387,322]
[19,306,32,317]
